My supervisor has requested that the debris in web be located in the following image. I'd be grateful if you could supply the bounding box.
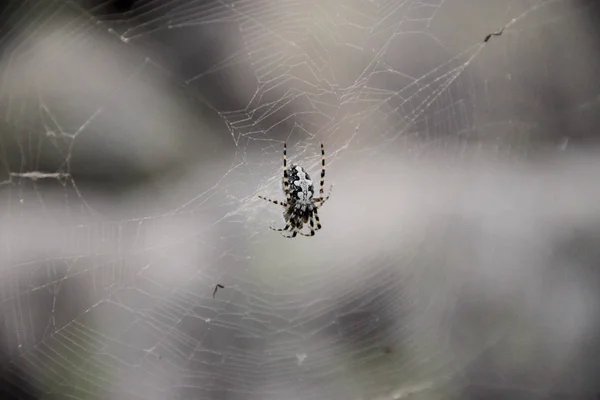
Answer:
[213,283,225,299]
[483,27,505,43]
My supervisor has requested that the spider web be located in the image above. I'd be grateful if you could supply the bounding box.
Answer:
[1,0,600,399]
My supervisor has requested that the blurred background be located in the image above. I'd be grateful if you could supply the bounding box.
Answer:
[1,0,600,399]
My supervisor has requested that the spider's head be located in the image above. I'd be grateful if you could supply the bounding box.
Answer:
[284,201,314,225]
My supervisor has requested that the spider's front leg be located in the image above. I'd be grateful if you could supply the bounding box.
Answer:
[313,209,322,231]
[270,223,298,238]
[269,219,300,238]
[269,222,291,232]
[298,215,316,237]
[281,230,298,239]
[270,214,301,238]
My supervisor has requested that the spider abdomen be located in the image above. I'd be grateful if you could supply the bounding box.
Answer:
[285,165,314,205]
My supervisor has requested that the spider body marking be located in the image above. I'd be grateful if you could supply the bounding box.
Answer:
[286,164,314,208]
[258,143,332,238]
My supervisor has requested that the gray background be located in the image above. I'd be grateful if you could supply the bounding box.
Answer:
[1,0,600,399]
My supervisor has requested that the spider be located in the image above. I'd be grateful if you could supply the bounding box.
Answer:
[258,143,332,238]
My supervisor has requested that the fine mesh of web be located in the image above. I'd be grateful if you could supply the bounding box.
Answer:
[1,0,600,399]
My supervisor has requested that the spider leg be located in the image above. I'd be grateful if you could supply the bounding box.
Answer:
[276,226,298,238]
[258,195,287,207]
[308,215,316,236]
[315,184,333,209]
[269,223,291,232]
[283,143,292,204]
[319,143,325,199]
[283,230,298,238]
[298,216,316,237]
[270,217,300,238]
[313,209,322,231]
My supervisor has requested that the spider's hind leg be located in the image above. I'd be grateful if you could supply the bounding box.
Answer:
[319,144,325,198]
[283,143,292,204]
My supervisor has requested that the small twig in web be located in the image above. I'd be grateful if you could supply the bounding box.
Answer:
[213,284,225,299]
[483,27,505,43]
